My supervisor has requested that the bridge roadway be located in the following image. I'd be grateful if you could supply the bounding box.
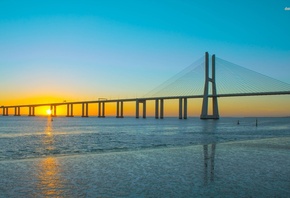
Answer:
[1,91,290,119]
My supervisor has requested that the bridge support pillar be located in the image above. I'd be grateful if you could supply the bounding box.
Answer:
[70,104,73,117]
[116,101,124,118]
[200,52,219,119]
[184,98,187,119]
[50,105,57,117]
[98,103,101,117]
[86,103,89,117]
[14,107,20,116]
[136,100,146,119]
[179,98,182,119]
[155,99,159,119]
[136,101,139,118]
[98,102,105,118]
[82,103,89,117]
[155,99,164,119]
[54,105,57,117]
[67,104,69,117]
[143,101,146,118]
[103,102,105,117]
[28,106,35,116]
[50,105,53,117]
[3,107,9,116]
[179,98,187,119]
[160,99,164,119]
[66,104,74,117]
[120,101,123,118]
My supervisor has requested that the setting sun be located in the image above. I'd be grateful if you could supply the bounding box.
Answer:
[46,109,52,115]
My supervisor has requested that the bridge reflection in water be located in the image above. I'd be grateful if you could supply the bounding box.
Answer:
[203,144,216,185]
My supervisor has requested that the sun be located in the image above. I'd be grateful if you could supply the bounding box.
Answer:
[46,109,52,115]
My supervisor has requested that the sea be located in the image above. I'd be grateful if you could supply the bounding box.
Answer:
[0,116,290,197]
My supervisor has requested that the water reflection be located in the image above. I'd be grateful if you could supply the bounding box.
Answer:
[203,143,216,185]
[36,118,65,196]
[36,157,64,196]
[43,117,55,152]
[201,120,218,185]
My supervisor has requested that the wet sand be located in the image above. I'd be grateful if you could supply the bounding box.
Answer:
[1,137,290,197]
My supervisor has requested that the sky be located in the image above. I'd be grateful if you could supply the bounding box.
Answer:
[0,0,290,116]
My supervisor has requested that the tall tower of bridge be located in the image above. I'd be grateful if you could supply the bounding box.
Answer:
[200,52,219,119]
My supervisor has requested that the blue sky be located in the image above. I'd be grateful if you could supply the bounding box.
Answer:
[0,0,289,103]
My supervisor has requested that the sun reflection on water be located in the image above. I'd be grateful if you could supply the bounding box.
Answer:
[36,157,65,197]
[42,117,55,152]
[35,118,66,196]
[45,117,53,136]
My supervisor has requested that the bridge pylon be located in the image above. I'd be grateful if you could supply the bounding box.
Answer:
[200,52,219,119]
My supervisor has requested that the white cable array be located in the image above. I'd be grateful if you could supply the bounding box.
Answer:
[143,55,290,98]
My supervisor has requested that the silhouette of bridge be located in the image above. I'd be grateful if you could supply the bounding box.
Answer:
[2,52,290,119]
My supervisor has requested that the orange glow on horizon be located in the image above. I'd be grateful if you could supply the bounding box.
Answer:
[1,95,290,117]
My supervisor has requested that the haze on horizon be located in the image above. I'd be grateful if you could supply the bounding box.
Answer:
[0,0,290,117]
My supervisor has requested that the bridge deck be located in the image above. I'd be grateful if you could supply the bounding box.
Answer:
[2,91,290,108]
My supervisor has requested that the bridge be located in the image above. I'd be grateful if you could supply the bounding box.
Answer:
[1,52,290,119]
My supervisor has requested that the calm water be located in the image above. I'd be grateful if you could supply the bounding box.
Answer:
[0,116,290,197]
[0,116,289,161]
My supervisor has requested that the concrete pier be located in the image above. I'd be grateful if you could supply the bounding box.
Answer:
[50,105,57,117]
[143,101,146,118]
[98,102,105,118]
[184,98,187,119]
[82,103,89,117]
[154,99,164,119]
[200,52,219,119]
[28,106,35,116]
[66,104,74,117]
[98,103,101,117]
[14,107,20,116]
[136,100,146,119]
[155,99,159,119]
[54,105,57,117]
[116,101,124,118]
[3,107,8,116]
[160,99,164,119]
[136,101,139,118]
[179,98,182,119]
[179,98,187,119]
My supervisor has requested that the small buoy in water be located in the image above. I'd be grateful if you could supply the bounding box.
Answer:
[237,120,240,125]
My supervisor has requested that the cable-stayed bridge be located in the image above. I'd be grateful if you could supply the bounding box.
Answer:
[2,52,290,119]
